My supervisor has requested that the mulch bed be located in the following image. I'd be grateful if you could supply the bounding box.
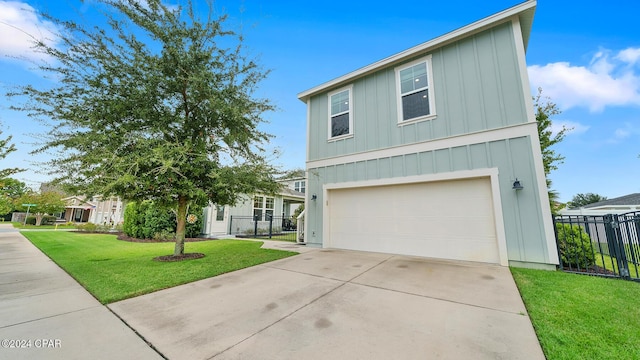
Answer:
[153,253,206,262]
[114,234,212,262]
[562,265,618,276]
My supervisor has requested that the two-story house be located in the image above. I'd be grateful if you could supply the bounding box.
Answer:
[297,1,558,269]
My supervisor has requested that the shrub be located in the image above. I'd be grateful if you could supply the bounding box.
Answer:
[25,216,36,225]
[123,200,203,239]
[41,215,58,225]
[556,223,595,268]
[185,204,203,238]
[76,222,97,232]
[142,205,174,239]
[153,230,175,241]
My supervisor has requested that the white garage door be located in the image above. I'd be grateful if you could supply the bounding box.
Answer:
[327,177,500,264]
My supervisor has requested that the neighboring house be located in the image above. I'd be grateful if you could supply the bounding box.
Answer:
[560,193,640,216]
[62,195,125,224]
[201,179,305,237]
[297,1,558,268]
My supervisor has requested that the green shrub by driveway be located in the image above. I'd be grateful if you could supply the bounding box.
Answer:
[511,268,640,360]
[556,223,595,268]
[22,231,296,304]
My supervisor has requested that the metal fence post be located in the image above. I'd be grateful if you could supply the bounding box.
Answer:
[267,213,273,239]
[606,214,630,279]
[253,215,258,237]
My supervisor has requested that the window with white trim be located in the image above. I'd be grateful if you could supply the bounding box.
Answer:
[253,196,275,221]
[328,87,352,139]
[294,180,305,193]
[215,204,225,221]
[396,56,435,122]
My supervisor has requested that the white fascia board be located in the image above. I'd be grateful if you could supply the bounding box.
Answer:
[297,1,536,102]
[307,122,538,169]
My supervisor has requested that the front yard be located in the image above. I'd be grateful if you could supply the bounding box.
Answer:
[22,231,296,304]
[511,268,640,360]
[20,230,640,358]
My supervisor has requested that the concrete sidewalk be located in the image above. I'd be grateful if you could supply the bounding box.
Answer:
[0,224,162,360]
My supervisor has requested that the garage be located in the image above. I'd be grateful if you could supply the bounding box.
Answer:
[326,177,501,264]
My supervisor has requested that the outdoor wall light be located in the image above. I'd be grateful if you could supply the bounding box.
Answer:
[311,194,317,201]
[512,179,524,190]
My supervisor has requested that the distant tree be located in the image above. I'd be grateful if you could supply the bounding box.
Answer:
[0,178,29,215]
[0,178,28,199]
[9,0,280,256]
[0,197,10,216]
[280,168,305,179]
[567,193,608,209]
[0,127,23,179]
[535,88,569,214]
[15,191,65,226]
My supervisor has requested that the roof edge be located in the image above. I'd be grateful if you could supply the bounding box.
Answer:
[297,0,536,102]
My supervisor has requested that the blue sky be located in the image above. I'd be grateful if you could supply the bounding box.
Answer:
[0,0,639,203]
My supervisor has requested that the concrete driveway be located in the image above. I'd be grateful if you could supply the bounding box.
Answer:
[109,248,544,360]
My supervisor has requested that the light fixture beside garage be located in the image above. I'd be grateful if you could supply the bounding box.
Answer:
[311,194,317,201]
[512,179,523,190]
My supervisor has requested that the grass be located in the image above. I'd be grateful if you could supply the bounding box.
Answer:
[594,252,640,279]
[511,268,640,360]
[22,231,297,304]
[247,233,298,242]
[11,221,77,230]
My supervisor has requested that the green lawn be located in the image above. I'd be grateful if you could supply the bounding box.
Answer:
[12,221,77,230]
[511,268,640,360]
[594,252,640,279]
[22,231,296,304]
[247,233,297,242]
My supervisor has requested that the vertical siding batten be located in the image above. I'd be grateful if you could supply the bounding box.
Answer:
[490,28,508,128]
[472,36,489,132]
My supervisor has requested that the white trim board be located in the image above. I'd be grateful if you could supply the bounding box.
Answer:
[307,121,539,169]
[321,168,509,266]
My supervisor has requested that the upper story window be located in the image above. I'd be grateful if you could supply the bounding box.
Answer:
[395,55,436,123]
[294,180,306,193]
[328,86,353,139]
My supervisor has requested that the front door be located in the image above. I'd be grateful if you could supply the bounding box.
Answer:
[208,204,228,235]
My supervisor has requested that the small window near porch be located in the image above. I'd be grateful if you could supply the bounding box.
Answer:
[215,205,225,221]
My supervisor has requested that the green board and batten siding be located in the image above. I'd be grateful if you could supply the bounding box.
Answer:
[307,22,526,161]
[302,3,558,267]
[305,137,553,264]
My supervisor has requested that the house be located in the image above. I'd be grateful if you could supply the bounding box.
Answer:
[560,193,640,216]
[62,195,125,224]
[201,179,305,237]
[297,1,558,269]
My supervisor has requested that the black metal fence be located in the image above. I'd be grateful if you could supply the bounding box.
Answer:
[553,212,640,281]
[229,215,299,242]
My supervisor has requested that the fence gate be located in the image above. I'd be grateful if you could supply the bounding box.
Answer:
[553,212,640,282]
[229,215,299,242]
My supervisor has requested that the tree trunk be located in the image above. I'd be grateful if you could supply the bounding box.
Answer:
[35,214,44,226]
[174,196,187,256]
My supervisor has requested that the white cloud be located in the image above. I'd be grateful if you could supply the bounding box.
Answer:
[528,48,640,112]
[551,120,590,137]
[0,1,60,63]
[616,47,640,65]
[614,128,631,139]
